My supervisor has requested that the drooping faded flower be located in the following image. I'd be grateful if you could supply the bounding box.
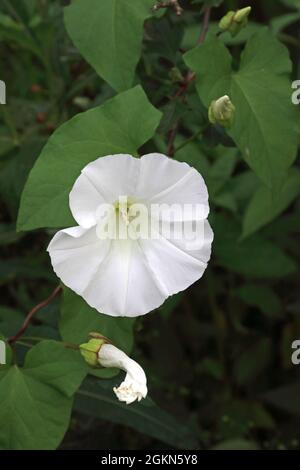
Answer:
[80,336,147,405]
[98,343,147,405]
[48,153,213,317]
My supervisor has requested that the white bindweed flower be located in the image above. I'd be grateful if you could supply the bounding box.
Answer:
[48,153,213,317]
[98,343,147,405]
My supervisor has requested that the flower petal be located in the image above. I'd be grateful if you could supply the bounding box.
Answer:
[82,238,167,317]
[70,154,140,227]
[69,173,106,228]
[47,226,111,293]
[159,219,214,264]
[136,153,209,220]
[48,227,167,317]
[139,222,213,297]
[82,153,139,202]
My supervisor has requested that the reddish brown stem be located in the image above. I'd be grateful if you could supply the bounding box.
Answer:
[167,123,179,157]
[175,6,211,95]
[198,5,212,45]
[166,6,211,155]
[8,285,62,344]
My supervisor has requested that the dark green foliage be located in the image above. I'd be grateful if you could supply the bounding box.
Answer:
[0,0,300,451]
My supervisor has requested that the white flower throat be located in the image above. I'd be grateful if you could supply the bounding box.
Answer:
[96,195,149,241]
[115,196,134,227]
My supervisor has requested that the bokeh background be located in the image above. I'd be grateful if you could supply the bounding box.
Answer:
[1,0,300,450]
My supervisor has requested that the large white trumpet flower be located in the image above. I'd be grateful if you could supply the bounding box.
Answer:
[48,153,213,317]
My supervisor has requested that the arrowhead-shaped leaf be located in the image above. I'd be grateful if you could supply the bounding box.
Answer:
[184,30,298,189]
[64,0,154,91]
[0,341,87,449]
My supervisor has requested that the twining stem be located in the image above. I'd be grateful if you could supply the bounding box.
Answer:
[166,6,212,156]
[8,285,62,345]
[174,5,212,95]
[197,6,212,45]
[167,123,179,157]
[173,125,209,154]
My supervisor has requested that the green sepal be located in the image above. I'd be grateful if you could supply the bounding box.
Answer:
[79,338,106,367]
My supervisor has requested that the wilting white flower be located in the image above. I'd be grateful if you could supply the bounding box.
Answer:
[48,153,213,317]
[98,343,147,405]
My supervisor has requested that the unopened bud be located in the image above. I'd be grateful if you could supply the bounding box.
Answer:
[73,96,91,110]
[234,6,251,24]
[169,67,184,83]
[208,95,236,129]
[219,6,251,37]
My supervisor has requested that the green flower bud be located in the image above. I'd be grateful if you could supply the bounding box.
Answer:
[234,6,251,25]
[79,336,107,367]
[208,95,236,129]
[72,96,91,110]
[219,11,235,32]
[219,6,251,37]
[169,67,184,83]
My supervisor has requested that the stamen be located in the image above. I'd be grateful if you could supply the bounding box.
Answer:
[116,196,132,227]
[120,206,130,226]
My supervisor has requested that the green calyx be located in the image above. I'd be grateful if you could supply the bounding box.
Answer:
[169,67,184,84]
[219,6,251,37]
[79,337,107,367]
